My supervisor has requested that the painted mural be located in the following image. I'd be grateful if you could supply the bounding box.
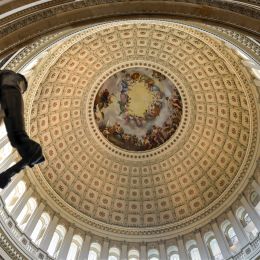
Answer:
[94,68,182,151]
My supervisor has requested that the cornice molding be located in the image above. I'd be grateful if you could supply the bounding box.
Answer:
[0,0,259,58]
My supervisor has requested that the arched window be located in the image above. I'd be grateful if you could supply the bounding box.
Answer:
[47,225,66,258]
[204,232,223,260]
[128,249,140,260]
[221,220,239,251]
[88,242,101,260]
[108,247,120,260]
[209,239,223,260]
[0,142,12,164]
[4,180,26,212]
[170,254,180,260]
[31,212,50,245]
[167,245,179,260]
[250,191,260,216]
[148,249,159,260]
[66,235,83,260]
[236,207,258,240]
[186,240,201,260]
[227,227,236,239]
[190,248,201,260]
[227,226,240,253]
[16,197,37,230]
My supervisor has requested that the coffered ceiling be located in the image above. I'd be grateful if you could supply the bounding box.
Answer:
[14,20,259,240]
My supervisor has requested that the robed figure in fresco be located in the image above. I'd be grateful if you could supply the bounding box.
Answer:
[0,70,45,189]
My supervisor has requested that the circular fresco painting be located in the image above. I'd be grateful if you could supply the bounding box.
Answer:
[94,68,182,151]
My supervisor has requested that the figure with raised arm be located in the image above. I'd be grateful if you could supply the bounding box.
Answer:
[0,70,45,189]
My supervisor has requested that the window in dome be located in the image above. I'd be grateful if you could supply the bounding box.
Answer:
[108,247,120,260]
[170,254,179,260]
[236,207,259,240]
[209,239,223,260]
[244,213,252,225]
[190,248,201,260]
[4,180,26,212]
[226,225,240,253]
[148,249,159,260]
[47,225,66,258]
[227,227,239,245]
[88,242,101,260]
[221,220,240,253]
[16,197,37,230]
[88,251,97,260]
[167,245,179,260]
[0,142,12,164]
[128,249,139,260]
[204,232,223,260]
[66,235,83,260]
[243,213,258,239]
[108,256,117,260]
[31,212,50,245]
[186,240,201,260]
[250,191,260,216]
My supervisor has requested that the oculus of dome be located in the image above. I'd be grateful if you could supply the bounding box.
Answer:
[94,67,182,151]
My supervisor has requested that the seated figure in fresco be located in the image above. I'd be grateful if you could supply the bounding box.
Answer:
[0,70,45,189]
[94,88,112,119]
[152,70,166,81]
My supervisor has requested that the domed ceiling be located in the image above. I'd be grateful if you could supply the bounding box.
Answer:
[22,20,258,238]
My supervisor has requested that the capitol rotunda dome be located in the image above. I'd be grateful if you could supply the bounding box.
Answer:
[22,19,258,235]
[0,1,259,260]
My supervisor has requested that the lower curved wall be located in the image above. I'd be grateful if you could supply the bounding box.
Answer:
[0,174,260,260]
